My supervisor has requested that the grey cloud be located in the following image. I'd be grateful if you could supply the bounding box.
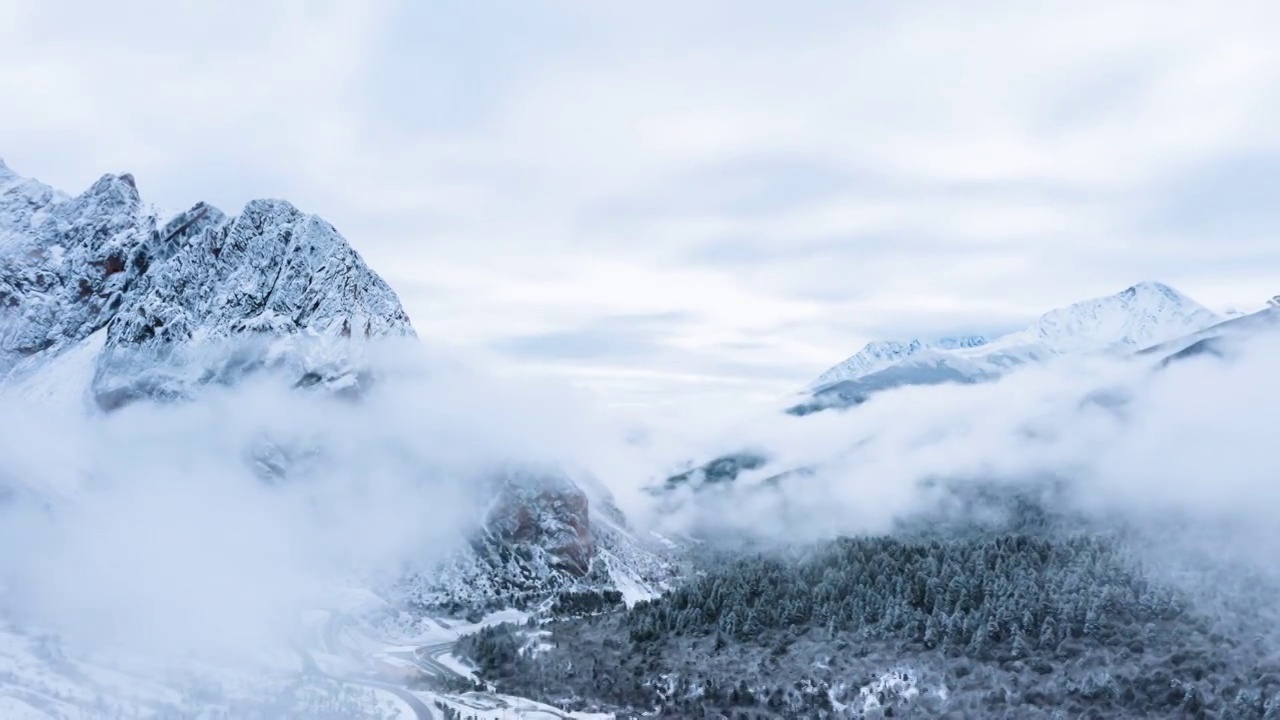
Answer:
[489,311,822,404]
[681,231,1019,268]
[578,155,865,228]
[1143,153,1280,241]
[355,1,584,139]
[583,156,1099,257]
[489,312,698,362]
[492,330,660,362]
[1029,54,1167,138]
[826,314,1030,346]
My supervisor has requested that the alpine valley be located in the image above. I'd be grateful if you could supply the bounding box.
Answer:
[3,160,1280,719]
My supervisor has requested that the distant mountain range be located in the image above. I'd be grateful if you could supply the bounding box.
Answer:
[662,283,1278,502]
[809,335,995,389]
[791,281,1224,415]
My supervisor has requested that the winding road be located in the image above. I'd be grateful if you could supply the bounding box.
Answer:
[297,611,473,720]
[382,641,467,681]
[297,646,438,720]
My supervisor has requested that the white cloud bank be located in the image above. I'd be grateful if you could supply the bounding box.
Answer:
[646,324,1280,555]
[0,341,646,662]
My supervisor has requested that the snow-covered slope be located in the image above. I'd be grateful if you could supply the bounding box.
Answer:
[973,281,1220,358]
[802,282,1222,412]
[793,348,1000,416]
[810,336,991,390]
[1140,300,1280,368]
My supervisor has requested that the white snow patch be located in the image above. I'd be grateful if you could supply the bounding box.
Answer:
[434,690,613,719]
[436,651,478,679]
[0,328,105,414]
[858,668,920,712]
[601,549,658,606]
[648,530,678,549]
[366,687,420,719]
[0,620,405,718]
[522,629,555,658]
[381,608,531,646]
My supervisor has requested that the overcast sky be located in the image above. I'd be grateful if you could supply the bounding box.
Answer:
[3,0,1279,408]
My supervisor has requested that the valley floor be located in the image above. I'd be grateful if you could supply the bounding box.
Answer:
[0,590,603,720]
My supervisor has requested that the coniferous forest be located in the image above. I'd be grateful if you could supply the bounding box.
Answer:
[459,531,1280,718]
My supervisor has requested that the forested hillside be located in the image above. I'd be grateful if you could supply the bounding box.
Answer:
[459,533,1280,718]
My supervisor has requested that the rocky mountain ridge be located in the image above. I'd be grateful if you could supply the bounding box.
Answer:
[0,159,415,409]
[402,466,679,613]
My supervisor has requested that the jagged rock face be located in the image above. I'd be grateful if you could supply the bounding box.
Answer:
[94,198,415,409]
[484,471,596,577]
[398,466,679,612]
[1,171,153,372]
[0,159,69,243]
[108,198,411,348]
[0,161,415,408]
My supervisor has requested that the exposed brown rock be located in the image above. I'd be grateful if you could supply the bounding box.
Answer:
[484,473,596,577]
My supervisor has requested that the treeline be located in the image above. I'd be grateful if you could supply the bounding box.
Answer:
[550,589,624,617]
[458,622,526,678]
[626,534,1180,655]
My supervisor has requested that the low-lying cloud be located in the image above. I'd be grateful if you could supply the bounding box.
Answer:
[644,327,1280,550]
[0,340,646,662]
[0,322,1276,673]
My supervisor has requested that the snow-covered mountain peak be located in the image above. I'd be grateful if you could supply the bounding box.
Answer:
[801,281,1222,412]
[809,340,917,389]
[810,334,991,390]
[1115,280,1205,311]
[0,162,68,247]
[57,172,144,232]
[1122,279,1178,296]
[1007,280,1220,354]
